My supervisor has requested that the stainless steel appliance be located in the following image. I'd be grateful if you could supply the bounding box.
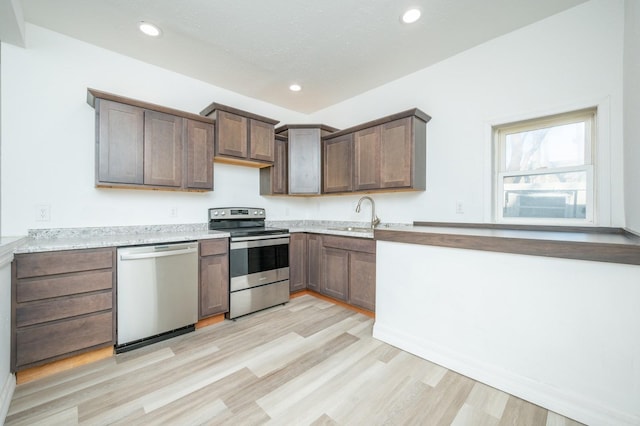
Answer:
[208,207,289,319]
[116,242,198,353]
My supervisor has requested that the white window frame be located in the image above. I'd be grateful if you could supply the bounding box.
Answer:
[494,108,596,225]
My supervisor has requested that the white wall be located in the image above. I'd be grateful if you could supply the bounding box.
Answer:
[0,24,311,236]
[0,253,14,424]
[375,241,640,426]
[310,0,625,227]
[0,1,628,235]
[624,0,640,234]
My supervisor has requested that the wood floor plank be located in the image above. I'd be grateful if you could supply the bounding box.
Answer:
[110,368,257,425]
[212,401,271,425]
[452,403,501,426]
[546,411,584,426]
[399,369,475,425]
[9,347,173,407]
[257,333,384,422]
[8,406,78,426]
[498,396,548,426]
[222,332,359,412]
[291,304,358,338]
[6,294,586,426]
[465,381,510,419]
[246,315,363,378]
[328,349,440,424]
[310,413,340,426]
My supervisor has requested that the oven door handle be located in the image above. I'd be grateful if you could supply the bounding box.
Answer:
[231,234,290,242]
[230,237,290,249]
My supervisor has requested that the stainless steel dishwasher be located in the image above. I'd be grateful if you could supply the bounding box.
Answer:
[116,242,198,353]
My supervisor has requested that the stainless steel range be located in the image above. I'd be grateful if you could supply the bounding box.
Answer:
[208,207,290,319]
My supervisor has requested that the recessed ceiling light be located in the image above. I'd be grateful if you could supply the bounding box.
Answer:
[138,21,161,37]
[401,8,421,24]
[289,84,302,92]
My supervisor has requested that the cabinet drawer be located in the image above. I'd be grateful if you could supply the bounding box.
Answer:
[16,291,113,327]
[16,270,113,303]
[200,239,228,257]
[15,248,114,279]
[322,235,376,253]
[15,311,113,368]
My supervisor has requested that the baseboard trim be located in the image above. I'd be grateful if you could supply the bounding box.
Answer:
[0,373,16,425]
[373,322,639,426]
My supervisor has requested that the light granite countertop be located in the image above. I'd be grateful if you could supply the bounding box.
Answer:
[267,220,411,239]
[5,221,403,254]
[11,224,230,254]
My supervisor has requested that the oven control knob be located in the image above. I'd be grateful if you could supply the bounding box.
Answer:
[260,210,264,215]
[213,211,219,216]
[221,211,226,216]
[254,211,258,215]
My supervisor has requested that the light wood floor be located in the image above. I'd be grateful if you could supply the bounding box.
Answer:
[6,295,584,425]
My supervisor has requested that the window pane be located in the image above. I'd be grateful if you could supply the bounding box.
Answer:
[503,171,587,219]
[505,122,586,171]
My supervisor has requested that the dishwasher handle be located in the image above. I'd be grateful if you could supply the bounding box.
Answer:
[119,245,198,261]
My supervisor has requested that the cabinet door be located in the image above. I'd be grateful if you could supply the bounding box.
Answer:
[185,119,214,189]
[97,99,144,184]
[250,119,275,162]
[289,233,307,292]
[307,234,322,291]
[354,126,381,190]
[15,312,113,369]
[144,110,183,187]
[260,137,288,195]
[380,117,413,188]
[199,253,230,318]
[216,110,248,158]
[289,128,321,194]
[323,134,353,193]
[348,251,376,311]
[321,247,349,301]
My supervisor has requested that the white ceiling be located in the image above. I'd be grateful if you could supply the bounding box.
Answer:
[15,0,588,113]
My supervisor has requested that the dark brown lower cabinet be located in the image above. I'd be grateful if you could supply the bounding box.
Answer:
[307,233,322,292]
[11,247,116,372]
[289,233,307,292]
[348,251,376,311]
[286,233,376,311]
[321,247,349,301]
[321,235,376,311]
[199,239,230,319]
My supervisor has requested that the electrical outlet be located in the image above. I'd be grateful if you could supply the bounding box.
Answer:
[170,206,178,217]
[35,204,51,222]
[455,201,464,214]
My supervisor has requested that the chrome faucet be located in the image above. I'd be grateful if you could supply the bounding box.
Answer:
[356,196,380,229]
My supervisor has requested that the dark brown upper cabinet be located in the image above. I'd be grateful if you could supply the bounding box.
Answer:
[143,110,183,187]
[200,103,279,168]
[272,124,339,195]
[260,135,288,195]
[323,133,354,193]
[88,89,214,191]
[322,108,430,194]
[185,119,215,190]
[96,100,144,185]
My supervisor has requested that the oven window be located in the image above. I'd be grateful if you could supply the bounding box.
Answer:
[230,243,289,278]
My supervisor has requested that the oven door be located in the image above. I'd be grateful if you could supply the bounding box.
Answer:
[229,236,290,292]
